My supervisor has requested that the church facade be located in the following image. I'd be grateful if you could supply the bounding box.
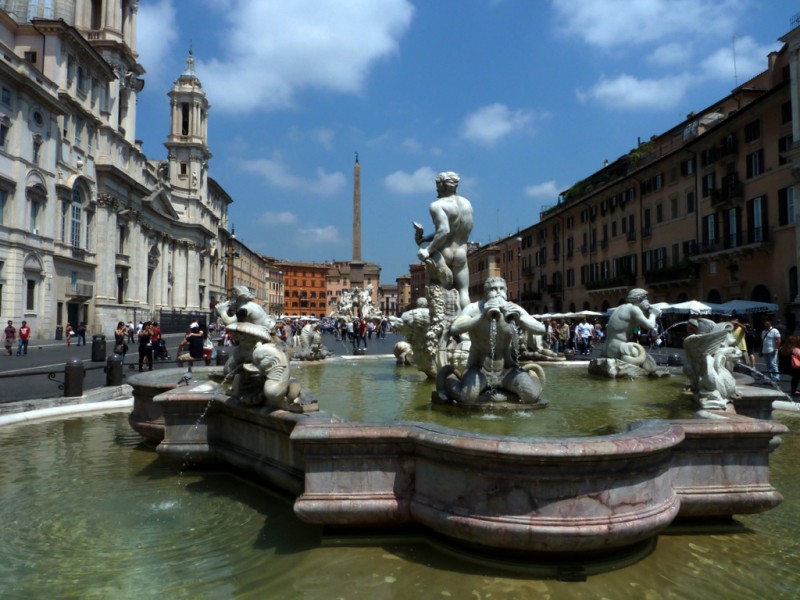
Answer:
[0,1,230,338]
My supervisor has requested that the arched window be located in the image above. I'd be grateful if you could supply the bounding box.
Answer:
[751,284,772,303]
[707,289,722,304]
[70,187,82,247]
[676,292,688,303]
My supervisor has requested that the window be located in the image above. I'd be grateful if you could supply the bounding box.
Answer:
[671,196,678,219]
[1,87,10,105]
[77,66,87,93]
[744,119,761,143]
[656,203,663,224]
[748,195,767,243]
[180,163,187,176]
[0,189,5,226]
[181,103,190,135]
[0,123,8,148]
[680,158,695,176]
[655,247,666,270]
[746,149,764,178]
[32,136,41,163]
[70,188,82,247]
[23,51,37,64]
[703,213,717,249]
[30,200,40,233]
[702,173,716,198]
[779,135,792,165]
[75,117,84,146]
[779,186,796,226]
[727,207,739,248]
[782,100,792,124]
[687,191,695,214]
[26,279,35,311]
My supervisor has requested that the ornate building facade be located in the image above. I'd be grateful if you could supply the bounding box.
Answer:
[0,1,231,337]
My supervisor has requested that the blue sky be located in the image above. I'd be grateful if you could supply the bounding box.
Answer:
[134,0,794,282]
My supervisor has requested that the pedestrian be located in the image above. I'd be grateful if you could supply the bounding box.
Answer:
[65,322,73,346]
[114,321,129,362]
[76,321,87,346]
[3,320,15,356]
[17,320,30,356]
[127,321,135,344]
[176,326,204,367]
[778,336,800,396]
[137,321,154,371]
[760,318,782,382]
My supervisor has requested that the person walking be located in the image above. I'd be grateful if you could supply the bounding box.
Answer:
[137,321,154,371]
[75,322,87,346]
[3,320,15,356]
[760,319,782,382]
[17,320,30,356]
[114,321,129,363]
[64,323,74,346]
[778,335,800,396]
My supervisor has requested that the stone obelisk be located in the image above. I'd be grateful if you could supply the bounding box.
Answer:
[350,152,365,287]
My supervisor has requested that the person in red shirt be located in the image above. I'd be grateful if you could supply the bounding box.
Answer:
[17,320,30,356]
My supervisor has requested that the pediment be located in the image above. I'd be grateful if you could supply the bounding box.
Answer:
[143,188,180,220]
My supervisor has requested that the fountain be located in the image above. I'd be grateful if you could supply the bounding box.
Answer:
[122,170,786,562]
[1,169,789,595]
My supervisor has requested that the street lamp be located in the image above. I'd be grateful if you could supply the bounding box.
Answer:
[516,236,522,304]
[224,225,240,299]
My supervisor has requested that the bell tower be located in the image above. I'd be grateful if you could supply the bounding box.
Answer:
[164,48,212,209]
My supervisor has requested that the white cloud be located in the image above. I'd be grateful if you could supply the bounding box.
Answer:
[524,181,560,200]
[315,128,335,150]
[195,0,415,113]
[648,42,693,67]
[259,211,298,226]
[240,158,346,196]
[401,138,423,153]
[700,36,781,83]
[577,73,692,110]
[384,166,437,194]
[136,0,179,83]
[460,103,533,146]
[552,0,744,50]
[298,225,341,244]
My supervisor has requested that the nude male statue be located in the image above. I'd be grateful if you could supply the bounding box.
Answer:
[445,277,545,404]
[603,288,661,366]
[414,171,474,311]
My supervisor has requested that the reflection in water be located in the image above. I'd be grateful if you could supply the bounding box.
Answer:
[294,360,694,437]
[0,383,797,598]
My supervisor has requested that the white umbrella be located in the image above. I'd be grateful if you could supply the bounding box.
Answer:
[714,300,778,315]
[662,300,713,315]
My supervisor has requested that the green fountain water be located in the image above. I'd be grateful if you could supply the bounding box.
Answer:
[0,361,797,598]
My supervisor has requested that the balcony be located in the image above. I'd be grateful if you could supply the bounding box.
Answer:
[585,274,636,292]
[642,226,652,238]
[68,283,93,298]
[627,231,636,242]
[711,174,744,208]
[691,227,772,263]
[644,265,698,285]
[547,283,563,296]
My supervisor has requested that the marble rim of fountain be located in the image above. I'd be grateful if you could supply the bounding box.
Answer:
[128,367,788,557]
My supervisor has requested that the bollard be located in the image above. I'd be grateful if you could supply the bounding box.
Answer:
[64,358,85,397]
[216,347,230,366]
[106,353,123,386]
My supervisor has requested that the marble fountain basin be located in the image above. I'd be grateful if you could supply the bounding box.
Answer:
[127,361,786,556]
